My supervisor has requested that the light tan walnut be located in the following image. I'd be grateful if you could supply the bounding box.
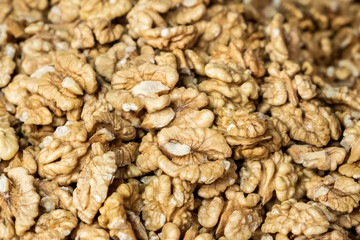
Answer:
[261,199,330,236]
[99,180,146,240]
[22,209,78,240]
[319,84,360,112]
[142,175,195,231]
[5,146,38,175]
[166,87,214,128]
[94,42,137,82]
[198,197,224,228]
[48,0,80,24]
[270,100,341,147]
[0,121,19,161]
[166,0,208,26]
[265,14,289,63]
[197,159,237,199]
[73,143,117,224]
[38,51,97,111]
[143,25,198,50]
[34,179,75,214]
[136,126,232,184]
[79,0,132,21]
[293,167,318,200]
[38,139,89,183]
[87,111,136,142]
[0,44,16,88]
[71,22,95,49]
[0,167,40,238]
[3,74,39,106]
[287,145,346,171]
[107,47,178,114]
[89,18,123,45]
[15,94,53,125]
[172,49,206,76]
[305,175,360,213]
[71,222,110,240]
[198,77,259,112]
[240,151,298,204]
[292,75,317,100]
[340,120,360,164]
[159,222,181,240]
[216,186,263,240]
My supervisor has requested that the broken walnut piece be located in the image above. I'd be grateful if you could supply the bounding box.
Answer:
[0,44,16,88]
[305,175,360,213]
[79,0,132,21]
[198,197,224,228]
[0,167,40,238]
[4,146,38,175]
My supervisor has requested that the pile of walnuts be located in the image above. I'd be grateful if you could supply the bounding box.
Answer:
[1,0,360,239]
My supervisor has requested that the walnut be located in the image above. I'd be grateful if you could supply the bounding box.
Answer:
[107,47,178,114]
[198,76,259,112]
[292,75,317,100]
[136,126,232,184]
[166,87,214,128]
[287,145,346,171]
[216,186,263,240]
[87,111,136,142]
[5,146,37,175]
[159,222,181,240]
[0,44,16,88]
[99,180,146,240]
[144,25,198,50]
[198,197,224,228]
[166,0,209,26]
[270,100,341,147]
[38,51,97,111]
[239,151,298,204]
[48,0,80,24]
[0,121,19,161]
[71,222,110,240]
[172,49,206,76]
[89,17,123,45]
[3,74,39,106]
[15,94,53,125]
[142,175,195,231]
[0,167,40,238]
[73,143,117,224]
[79,0,132,21]
[94,42,137,82]
[22,209,78,240]
[34,179,75,214]
[305,175,360,213]
[340,120,360,163]
[197,159,237,199]
[38,138,89,184]
[261,199,330,236]
[319,83,360,112]
[71,22,95,49]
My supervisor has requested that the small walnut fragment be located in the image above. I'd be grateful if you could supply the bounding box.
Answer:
[340,120,360,164]
[136,126,232,184]
[73,143,117,224]
[0,167,40,239]
[261,199,330,236]
[305,175,360,213]
[287,145,346,171]
[0,44,17,88]
[79,0,132,21]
